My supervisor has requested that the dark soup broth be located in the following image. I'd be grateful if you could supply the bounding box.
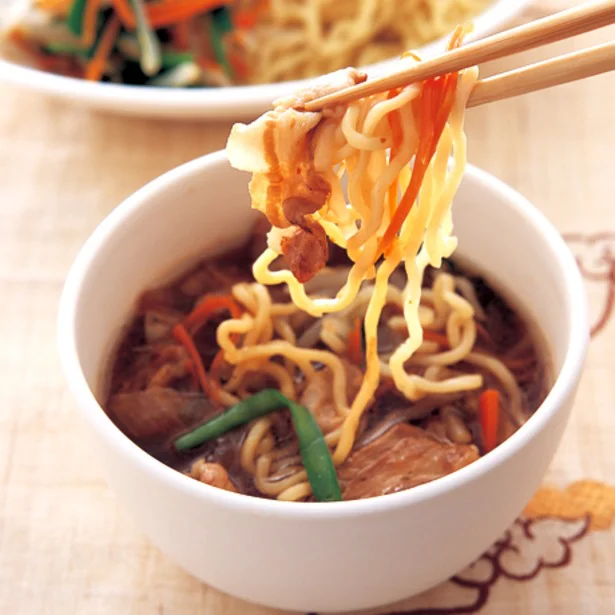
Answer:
[104,231,549,502]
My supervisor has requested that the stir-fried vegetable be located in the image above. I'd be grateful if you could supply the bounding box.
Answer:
[183,294,242,333]
[172,323,212,396]
[479,389,500,453]
[347,317,363,365]
[422,330,451,347]
[11,0,250,85]
[175,389,342,502]
[147,62,202,86]
[128,0,161,75]
[377,26,466,258]
[170,294,242,401]
[85,16,120,81]
[208,6,233,77]
[66,0,88,35]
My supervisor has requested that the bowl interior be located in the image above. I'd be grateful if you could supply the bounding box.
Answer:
[68,154,579,420]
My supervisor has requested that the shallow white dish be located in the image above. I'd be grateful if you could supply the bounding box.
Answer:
[1,0,533,120]
[58,151,588,612]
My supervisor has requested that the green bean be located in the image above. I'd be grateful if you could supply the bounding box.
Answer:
[174,389,342,502]
[160,51,195,69]
[128,0,161,76]
[66,0,88,36]
[208,7,232,77]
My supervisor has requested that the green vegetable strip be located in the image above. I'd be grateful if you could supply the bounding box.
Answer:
[174,389,342,502]
[212,6,233,33]
[44,42,89,56]
[160,51,195,69]
[128,0,161,76]
[66,0,88,35]
[208,9,232,77]
[286,398,342,503]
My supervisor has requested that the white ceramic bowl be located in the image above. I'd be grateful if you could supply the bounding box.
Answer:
[1,0,533,120]
[58,151,588,612]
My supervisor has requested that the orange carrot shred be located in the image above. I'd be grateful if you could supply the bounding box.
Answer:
[172,323,213,397]
[183,295,242,335]
[386,88,403,219]
[422,330,450,347]
[110,0,232,30]
[110,0,134,28]
[172,20,192,50]
[347,318,363,365]
[479,389,500,453]
[81,0,102,47]
[85,16,120,81]
[377,27,468,259]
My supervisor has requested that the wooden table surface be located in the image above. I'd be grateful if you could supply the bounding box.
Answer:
[1,2,614,613]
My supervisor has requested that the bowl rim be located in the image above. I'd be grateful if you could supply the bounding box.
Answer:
[57,150,589,519]
[1,0,535,119]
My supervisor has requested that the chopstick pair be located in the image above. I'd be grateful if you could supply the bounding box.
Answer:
[303,0,615,112]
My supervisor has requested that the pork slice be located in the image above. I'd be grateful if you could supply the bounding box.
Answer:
[188,460,237,493]
[106,387,215,442]
[338,423,479,500]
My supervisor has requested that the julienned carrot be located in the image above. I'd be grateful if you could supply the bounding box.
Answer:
[347,318,363,365]
[377,76,446,256]
[81,0,102,47]
[172,323,213,397]
[422,330,450,347]
[377,28,467,258]
[110,0,134,27]
[85,16,120,81]
[206,349,228,402]
[173,21,192,50]
[228,49,248,78]
[386,88,403,219]
[479,389,500,453]
[111,0,232,29]
[233,0,267,30]
[183,295,242,334]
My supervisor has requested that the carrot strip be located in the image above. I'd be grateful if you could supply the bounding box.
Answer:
[479,389,500,453]
[233,0,268,30]
[85,16,120,81]
[206,349,229,402]
[377,27,468,259]
[377,78,443,256]
[172,323,213,397]
[110,0,134,28]
[172,20,192,50]
[346,318,363,365]
[386,88,403,219]
[228,49,248,78]
[111,0,232,29]
[422,330,450,347]
[149,1,229,27]
[183,295,242,334]
[81,0,102,47]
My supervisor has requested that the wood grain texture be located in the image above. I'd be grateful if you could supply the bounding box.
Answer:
[0,2,614,613]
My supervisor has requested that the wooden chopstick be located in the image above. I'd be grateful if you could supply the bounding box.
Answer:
[302,0,615,112]
[467,40,615,107]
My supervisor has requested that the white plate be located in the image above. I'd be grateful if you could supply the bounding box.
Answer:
[0,0,533,120]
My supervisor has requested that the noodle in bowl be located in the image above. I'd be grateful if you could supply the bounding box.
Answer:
[58,151,588,612]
